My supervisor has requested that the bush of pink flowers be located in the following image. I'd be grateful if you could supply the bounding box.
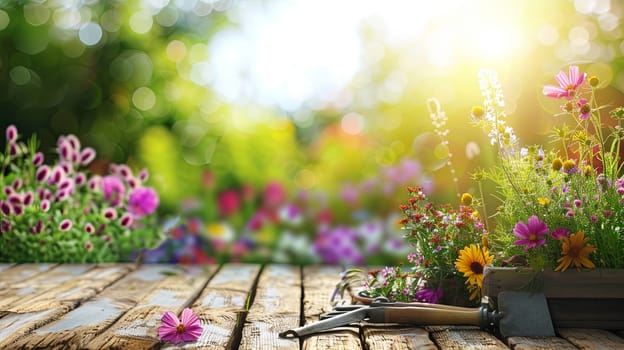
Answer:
[0,125,162,262]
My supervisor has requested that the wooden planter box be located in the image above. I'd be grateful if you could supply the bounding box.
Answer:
[483,266,624,329]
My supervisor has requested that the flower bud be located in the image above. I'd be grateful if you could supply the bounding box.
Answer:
[80,147,96,165]
[32,152,44,166]
[36,165,50,183]
[120,213,134,227]
[471,106,485,118]
[59,219,73,231]
[40,199,50,212]
[6,125,18,143]
[589,75,599,87]
[103,207,118,220]
[0,201,11,216]
[460,193,473,206]
[85,241,93,251]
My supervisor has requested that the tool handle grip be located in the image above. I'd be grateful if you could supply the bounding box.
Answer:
[381,307,481,326]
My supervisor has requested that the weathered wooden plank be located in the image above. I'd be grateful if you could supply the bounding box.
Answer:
[363,326,438,350]
[0,264,95,312]
[301,265,361,350]
[429,326,509,350]
[239,264,300,350]
[557,328,624,349]
[162,263,262,349]
[7,264,133,313]
[0,263,57,289]
[506,336,578,350]
[0,264,133,348]
[13,264,204,350]
[84,264,214,350]
[0,264,15,273]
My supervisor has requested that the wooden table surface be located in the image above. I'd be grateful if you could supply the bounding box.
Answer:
[0,263,623,349]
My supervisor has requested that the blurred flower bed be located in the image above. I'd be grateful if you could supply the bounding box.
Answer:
[140,156,431,265]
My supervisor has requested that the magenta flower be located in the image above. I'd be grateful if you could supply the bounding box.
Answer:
[101,175,126,206]
[543,66,586,100]
[158,308,203,344]
[551,227,570,240]
[577,98,591,119]
[513,215,549,251]
[128,187,159,218]
[415,286,443,304]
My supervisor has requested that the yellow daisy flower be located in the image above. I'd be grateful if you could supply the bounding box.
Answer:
[455,244,494,288]
[554,230,596,272]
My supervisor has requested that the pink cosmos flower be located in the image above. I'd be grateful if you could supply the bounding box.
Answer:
[158,308,203,344]
[128,187,159,218]
[543,66,586,100]
[513,215,549,251]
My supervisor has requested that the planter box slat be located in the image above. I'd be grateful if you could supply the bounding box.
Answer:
[483,266,624,329]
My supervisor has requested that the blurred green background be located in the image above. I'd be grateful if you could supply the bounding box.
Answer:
[2,0,624,264]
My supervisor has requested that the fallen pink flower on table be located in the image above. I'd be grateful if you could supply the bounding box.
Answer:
[158,308,203,344]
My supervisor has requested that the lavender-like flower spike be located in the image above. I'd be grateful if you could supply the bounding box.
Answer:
[476,69,518,155]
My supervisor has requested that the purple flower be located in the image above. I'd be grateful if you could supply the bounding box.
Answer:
[415,287,443,304]
[513,215,549,251]
[158,308,203,344]
[85,223,95,234]
[59,219,72,231]
[128,187,159,218]
[101,175,126,206]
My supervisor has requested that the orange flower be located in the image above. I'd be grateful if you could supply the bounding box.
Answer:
[554,231,596,272]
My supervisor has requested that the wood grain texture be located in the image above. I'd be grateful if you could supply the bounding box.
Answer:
[0,264,95,311]
[0,263,57,289]
[239,265,300,350]
[363,326,438,350]
[302,265,361,350]
[557,328,624,349]
[0,264,133,348]
[506,336,578,350]
[84,265,215,350]
[430,327,509,350]
[13,264,198,350]
[164,263,262,350]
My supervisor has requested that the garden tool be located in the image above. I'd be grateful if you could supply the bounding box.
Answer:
[278,291,554,338]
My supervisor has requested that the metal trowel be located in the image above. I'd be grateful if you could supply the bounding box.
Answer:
[279,291,554,338]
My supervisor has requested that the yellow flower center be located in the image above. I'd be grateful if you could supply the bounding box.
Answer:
[177,323,186,333]
[529,233,536,241]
